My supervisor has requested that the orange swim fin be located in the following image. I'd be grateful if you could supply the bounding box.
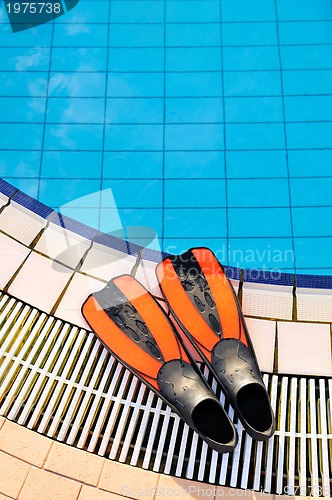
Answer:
[82,274,237,453]
[156,248,275,441]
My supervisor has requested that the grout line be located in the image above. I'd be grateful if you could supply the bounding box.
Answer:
[292,274,298,321]
[29,218,52,250]
[3,147,332,152]
[41,461,103,488]
[330,324,332,371]
[96,460,107,490]
[161,0,167,252]
[36,16,55,202]
[41,441,54,469]
[237,269,244,306]
[5,42,332,49]
[245,312,332,326]
[153,474,161,500]
[98,0,112,232]
[76,240,95,273]
[2,251,33,294]
[76,484,83,500]
[130,248,145,278]
[2,204,332,210]
[0,190,19,216]
[16,463,32,500]
[6,118,332,126]
[4,204,332,210]
[2,19,332,25]
[3,68,332,74]
[50,238,95,316]
[274,0,297,277]
[3,93,332,98]
[3,176,332,181]
[0,447,39,470]
[95,457,106,490]
[273,322,278,373]
[49,271,75,317]
[219,0,229,264]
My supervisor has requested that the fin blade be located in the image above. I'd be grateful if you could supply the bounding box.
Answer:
[82,294,162,385]
[157,247,248,358]
[191,248,247,346]
[82,275,187,386]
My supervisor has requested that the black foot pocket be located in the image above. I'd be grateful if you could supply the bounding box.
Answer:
[158,360,238,453]
[192,399,235,447]
[236,383,275,439]
[212,338,275,440]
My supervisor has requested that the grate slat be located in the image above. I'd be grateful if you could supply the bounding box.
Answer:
[287,377,298,495]
[109,376,139,460]
[319,379,330,498]
[119,383,146,463]
[264,374,279,492]
[77,355,115,450]
[299,378,307,496]
[7,321,71,421]
[276,377,288,494]
[309,379,319,495]
[67,347,108,446]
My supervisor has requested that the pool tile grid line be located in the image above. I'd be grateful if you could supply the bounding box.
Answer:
[219,0,229,256]
[36,19,55,215]
[99,1,113,233]
[273,0,296,274]
[160,0,166,249]
[2,2,332,274]
[4,42,332,49]
[0,2,332,497]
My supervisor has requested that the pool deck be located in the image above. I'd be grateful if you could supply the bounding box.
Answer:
[0,415,301,500]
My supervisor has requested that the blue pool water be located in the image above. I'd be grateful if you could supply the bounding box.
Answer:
[1,0,332,274]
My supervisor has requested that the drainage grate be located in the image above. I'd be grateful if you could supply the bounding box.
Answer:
[0,291,331,497]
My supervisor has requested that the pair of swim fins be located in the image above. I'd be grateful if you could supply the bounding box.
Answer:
[82,247,275,454]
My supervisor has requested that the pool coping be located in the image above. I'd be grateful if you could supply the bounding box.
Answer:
[1,177,330,290]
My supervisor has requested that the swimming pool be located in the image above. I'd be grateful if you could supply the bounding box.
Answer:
[1,0,332,275]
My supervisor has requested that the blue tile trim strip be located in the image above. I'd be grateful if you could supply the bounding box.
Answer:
[0,178,19,198]
[93,230,133,255]
[12,190,54,218]
[243,267,294,286]
[296,273,332,290]
[51,211,99,241]
[0,177,330,289]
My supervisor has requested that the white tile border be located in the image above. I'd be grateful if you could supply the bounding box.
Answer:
[0,187,331,378]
